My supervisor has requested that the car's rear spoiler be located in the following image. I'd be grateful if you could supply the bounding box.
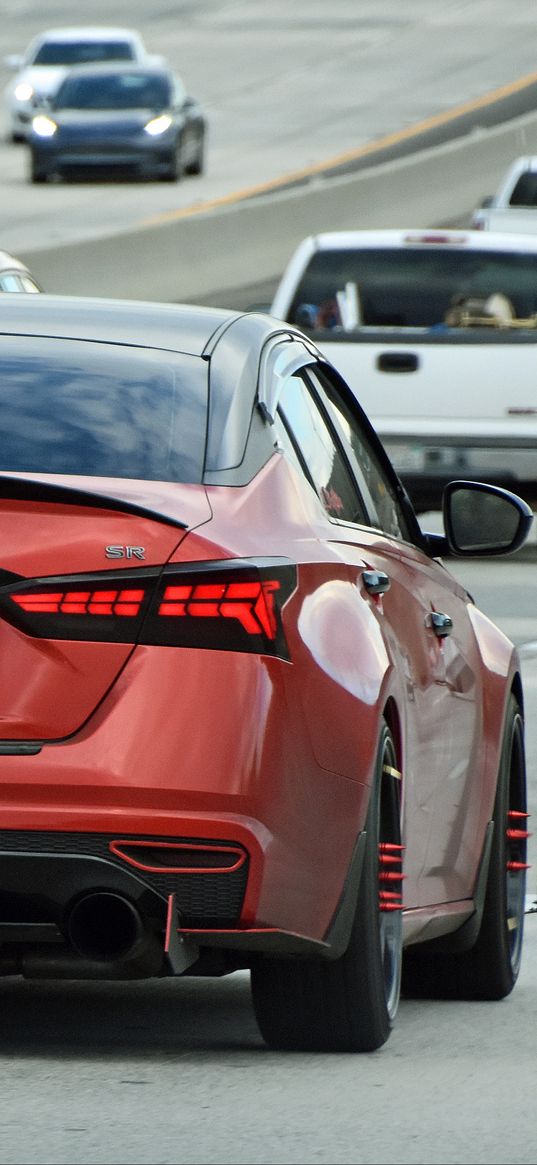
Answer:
[0,474,187,529]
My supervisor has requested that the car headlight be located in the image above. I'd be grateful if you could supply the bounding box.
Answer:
[14,82,35,102]
[144,114,173,137]
[31,114,58,138]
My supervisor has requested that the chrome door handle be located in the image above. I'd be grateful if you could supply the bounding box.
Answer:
[431,611,453,638]
[362,570,391,595]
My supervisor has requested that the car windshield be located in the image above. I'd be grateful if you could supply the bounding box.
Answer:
[32,41,136,66]
[0,339,208,483]
[288,246,537,329]
[53,71,170,111]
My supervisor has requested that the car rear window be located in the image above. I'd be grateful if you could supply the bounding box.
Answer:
[33,41,137,66]
[0,338,208,483]
[287,247,537,328]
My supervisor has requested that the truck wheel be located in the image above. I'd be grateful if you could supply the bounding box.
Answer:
[402,693,527,1000]
[250,720,403,1052]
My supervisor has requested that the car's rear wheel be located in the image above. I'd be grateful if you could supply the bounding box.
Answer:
[402,692,527,1000]
[250,720,403,1052]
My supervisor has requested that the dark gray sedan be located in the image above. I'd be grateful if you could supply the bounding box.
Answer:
[27,62,206,183]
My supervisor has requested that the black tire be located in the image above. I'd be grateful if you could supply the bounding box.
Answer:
[185,136,205,176]
[250,721,403,1052]
[29,153,48,184]
[161,140,183,182]
[402,692,527,1000]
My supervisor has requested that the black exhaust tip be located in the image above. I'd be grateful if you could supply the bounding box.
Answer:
[67,891,145,962]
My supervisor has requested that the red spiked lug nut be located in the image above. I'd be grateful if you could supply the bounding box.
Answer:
[379,870,407,882]
[379,843,405,866]
[506,861,531,871]
[508,810,531,819]
[379,890,404,911]
[506,828,532,840]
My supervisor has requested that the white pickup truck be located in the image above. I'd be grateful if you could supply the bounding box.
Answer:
[269,228,537,512]
[471,156,537,234]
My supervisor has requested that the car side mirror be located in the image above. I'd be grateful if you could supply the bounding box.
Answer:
[480,195,493,209]
[442,481,533,556]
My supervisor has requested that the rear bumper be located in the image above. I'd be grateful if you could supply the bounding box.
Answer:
[0,827,360,978]
[0,615,378,975]
[0,828,250,930]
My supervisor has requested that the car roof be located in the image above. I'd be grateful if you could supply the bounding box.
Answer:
[0,251,32,274]
[0,295,278,355]
[500,155,537,172]
[31,27,144,44]
[298,227,537,255]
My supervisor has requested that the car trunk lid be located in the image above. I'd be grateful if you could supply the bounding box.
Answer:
[0,474,212,740]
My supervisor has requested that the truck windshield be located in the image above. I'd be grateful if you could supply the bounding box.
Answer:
[288,247,537,329]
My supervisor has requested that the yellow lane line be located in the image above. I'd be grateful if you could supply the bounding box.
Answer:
[140,69,537,229]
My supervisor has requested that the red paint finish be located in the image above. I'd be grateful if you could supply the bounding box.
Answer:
[0,454,519,947]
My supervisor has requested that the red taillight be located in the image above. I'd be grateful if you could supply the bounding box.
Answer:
[11,588,145,617]
[0,561,295,658]
[158,580,279,638]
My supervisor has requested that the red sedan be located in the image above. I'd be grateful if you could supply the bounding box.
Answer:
[0,293,531,1052]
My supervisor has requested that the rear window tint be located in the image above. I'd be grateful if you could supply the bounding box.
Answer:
[0,338,207,483]
[287,247,537,328]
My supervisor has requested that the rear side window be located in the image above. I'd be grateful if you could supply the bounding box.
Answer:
[277,374,368,524]
[0,338,208,483]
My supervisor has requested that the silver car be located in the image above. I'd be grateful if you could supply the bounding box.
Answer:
[4,26,151,142]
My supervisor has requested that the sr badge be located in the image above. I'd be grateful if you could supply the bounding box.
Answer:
[105,545,146,560]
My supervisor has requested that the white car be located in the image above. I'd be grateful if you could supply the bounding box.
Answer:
[4,26,152,142]
[0,250,41,292]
